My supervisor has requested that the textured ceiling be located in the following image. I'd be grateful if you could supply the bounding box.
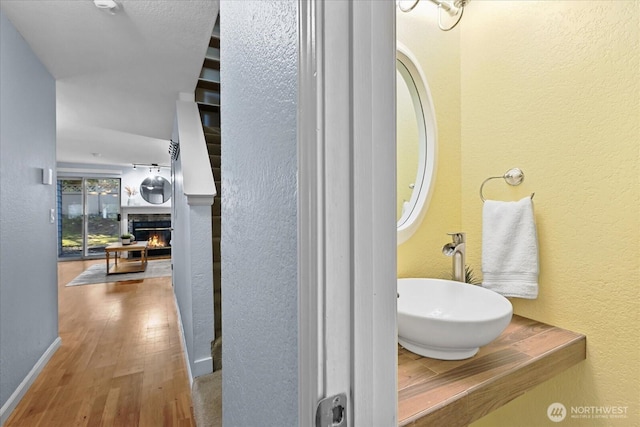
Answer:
[1,0,218,167]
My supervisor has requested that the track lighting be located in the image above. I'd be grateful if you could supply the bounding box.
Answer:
[132,163,170,172]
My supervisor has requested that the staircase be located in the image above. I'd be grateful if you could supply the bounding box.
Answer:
[196,14,222,365]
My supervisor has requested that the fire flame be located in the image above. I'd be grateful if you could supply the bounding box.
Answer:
[147,234,166,248]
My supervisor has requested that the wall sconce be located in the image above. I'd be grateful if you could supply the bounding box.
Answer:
[397,0,469,31]
[42,168,53,185]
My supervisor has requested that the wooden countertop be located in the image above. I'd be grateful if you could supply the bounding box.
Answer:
[398,315,586,426]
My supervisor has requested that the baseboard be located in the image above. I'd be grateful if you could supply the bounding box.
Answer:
[171,285,213,385]
[172,293,194,387]
[0,337,62,426]
[192,356,213,379]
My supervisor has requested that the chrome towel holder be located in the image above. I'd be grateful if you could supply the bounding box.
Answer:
[480,168,535,202]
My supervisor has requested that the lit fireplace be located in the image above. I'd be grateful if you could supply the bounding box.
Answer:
[130,218,171,257]
[147,233,167,248]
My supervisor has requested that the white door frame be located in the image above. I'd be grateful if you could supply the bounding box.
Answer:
[298,1,397,425]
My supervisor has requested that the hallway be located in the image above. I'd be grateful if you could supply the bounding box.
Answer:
[5,260,195,426]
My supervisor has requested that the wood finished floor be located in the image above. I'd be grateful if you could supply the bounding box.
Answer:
[5,259,196,427]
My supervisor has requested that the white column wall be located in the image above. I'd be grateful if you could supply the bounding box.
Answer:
[170,99,216,381]
[220,1,299,425]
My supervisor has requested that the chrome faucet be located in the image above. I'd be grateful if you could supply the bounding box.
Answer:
[442,232,466,282]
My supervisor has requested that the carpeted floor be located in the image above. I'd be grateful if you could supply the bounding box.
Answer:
[192,371,222,427]
[66,259,172,286]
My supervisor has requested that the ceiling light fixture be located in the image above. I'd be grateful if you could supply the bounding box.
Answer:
[133,163,170,172]
[93,0,119,14]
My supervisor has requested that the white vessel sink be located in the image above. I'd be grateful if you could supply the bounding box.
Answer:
[397,278,513,360]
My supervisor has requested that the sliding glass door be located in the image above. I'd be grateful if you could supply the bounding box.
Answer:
[58,178,121,258]
[58,178,83,258]
[85,178,121,256]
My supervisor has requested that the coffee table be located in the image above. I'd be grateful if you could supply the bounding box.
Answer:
[105,241,148,275]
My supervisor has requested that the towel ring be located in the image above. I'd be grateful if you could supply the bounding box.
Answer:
[480,168,535,202]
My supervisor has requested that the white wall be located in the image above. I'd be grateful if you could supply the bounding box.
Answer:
[170,100,215,381]
[0,9,59,422]
[221,1,299,425]
[171,156,196,377]
[120,167,171,208]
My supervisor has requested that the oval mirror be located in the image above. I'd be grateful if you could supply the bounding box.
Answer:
[140,176,172,205]
[396,44,437,245]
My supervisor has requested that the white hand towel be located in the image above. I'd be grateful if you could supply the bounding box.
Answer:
[482,196,539,299]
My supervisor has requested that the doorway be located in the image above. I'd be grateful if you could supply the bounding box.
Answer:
[57,177,121,259]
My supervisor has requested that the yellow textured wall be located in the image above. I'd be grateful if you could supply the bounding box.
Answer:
[397,4,462,279]
[460,1,639,425]
[397,69,421,218]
